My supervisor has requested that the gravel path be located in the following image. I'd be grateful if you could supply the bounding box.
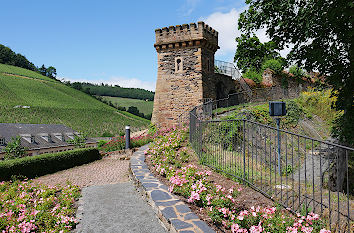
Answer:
[33,152,131,188]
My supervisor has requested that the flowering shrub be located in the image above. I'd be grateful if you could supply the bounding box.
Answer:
[101,134,153,152]
[0,180,80,232]
[146,128,331,233]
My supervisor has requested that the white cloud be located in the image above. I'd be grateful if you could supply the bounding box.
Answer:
[178,0,201,17]
[202,8,291,58]
[60,76,156,92]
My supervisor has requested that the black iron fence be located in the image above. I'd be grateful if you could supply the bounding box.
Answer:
[189,110,353,232]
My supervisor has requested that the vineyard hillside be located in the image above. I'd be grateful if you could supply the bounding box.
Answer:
[0,64,150,137]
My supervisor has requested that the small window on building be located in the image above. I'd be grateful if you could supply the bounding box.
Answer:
[175,57,183,72]
[0,137,5,145]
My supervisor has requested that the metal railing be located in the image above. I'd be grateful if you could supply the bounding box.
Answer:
[189,110,353,232]
[215,60,252,97]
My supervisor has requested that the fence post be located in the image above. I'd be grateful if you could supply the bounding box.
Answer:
[243,120,246,179]
[125,125,130,149]
[276,118,281,175]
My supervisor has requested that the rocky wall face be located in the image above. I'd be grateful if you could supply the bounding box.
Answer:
[152,47,204,128]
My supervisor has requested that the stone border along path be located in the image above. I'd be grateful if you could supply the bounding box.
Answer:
[130,145,215,233]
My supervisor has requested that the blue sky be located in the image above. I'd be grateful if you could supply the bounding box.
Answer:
[0,0,264,91]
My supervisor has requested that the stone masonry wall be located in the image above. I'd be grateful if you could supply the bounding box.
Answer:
[152,22,220,128]
[151,47,204,128]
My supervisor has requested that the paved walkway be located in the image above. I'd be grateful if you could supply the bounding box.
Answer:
[75,182,167,233]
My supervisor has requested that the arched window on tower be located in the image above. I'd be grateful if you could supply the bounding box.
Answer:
[175,57,183,72]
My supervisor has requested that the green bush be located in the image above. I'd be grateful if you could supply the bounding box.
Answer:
[289,65,305,77]
[261,58,284,74]
[0,148,101,181]
[243,68,262,83]
[97,140,108,149]
[3,136,27,160]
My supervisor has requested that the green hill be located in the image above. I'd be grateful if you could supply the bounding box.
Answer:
[0,64,150,137]
[101,96,154,115]
[0,63,55,82]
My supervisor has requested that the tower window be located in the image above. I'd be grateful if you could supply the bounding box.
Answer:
[175,57,183,72]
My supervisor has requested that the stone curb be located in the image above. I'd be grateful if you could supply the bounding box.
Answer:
[130,145,216,233]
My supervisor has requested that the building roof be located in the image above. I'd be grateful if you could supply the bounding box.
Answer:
[0,123,95,153]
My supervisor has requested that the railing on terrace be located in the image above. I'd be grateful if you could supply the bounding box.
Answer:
[214,60,252,97]
[188,104,353,232]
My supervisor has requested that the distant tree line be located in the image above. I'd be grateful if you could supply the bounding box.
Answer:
[95,96,152,120]
[64,82,155,101]
[0,44,57,80]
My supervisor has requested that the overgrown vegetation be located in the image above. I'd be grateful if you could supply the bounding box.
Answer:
[221,89,338,137]
[243,68,262,84]
[262,58,285,74]
[0,148,101,181]
[3,136,27,160]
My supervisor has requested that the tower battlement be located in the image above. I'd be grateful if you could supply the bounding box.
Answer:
[154,22,218,52]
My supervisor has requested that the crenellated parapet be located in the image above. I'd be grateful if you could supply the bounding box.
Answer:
[154,21,219,52]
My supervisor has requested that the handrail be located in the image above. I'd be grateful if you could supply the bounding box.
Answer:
[214,60,252,97]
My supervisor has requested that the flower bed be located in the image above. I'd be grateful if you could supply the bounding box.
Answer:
[101,134,153,152]
[145,128,331,233]
[0,180,80,232]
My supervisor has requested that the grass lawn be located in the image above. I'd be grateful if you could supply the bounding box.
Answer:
[101,96,154,115]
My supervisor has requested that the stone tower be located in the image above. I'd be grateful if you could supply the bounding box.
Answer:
[151,22,220,128]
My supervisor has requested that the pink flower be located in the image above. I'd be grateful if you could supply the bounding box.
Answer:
[250,223,263,233]
[231,223,240,233]
[187,191,200,203]
[286,226,298,233]
[319,229,331,233]
[301,226,313,233]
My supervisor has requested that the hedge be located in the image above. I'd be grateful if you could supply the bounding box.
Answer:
[0,148,101,181]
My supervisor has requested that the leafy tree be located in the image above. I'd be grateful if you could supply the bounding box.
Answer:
[4,136,27,160]
[0,44,37,71]
[38,64,47,76]
[262,58,285,75]
[239,0,353,192]
[67,133,87,148]
[239,0,353,146]
[0,44,15,65]
[234,34,281,72]
[243,68,262,84]
[71,82,83,91]
[46,66,57,79]
[289,65,305,78]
